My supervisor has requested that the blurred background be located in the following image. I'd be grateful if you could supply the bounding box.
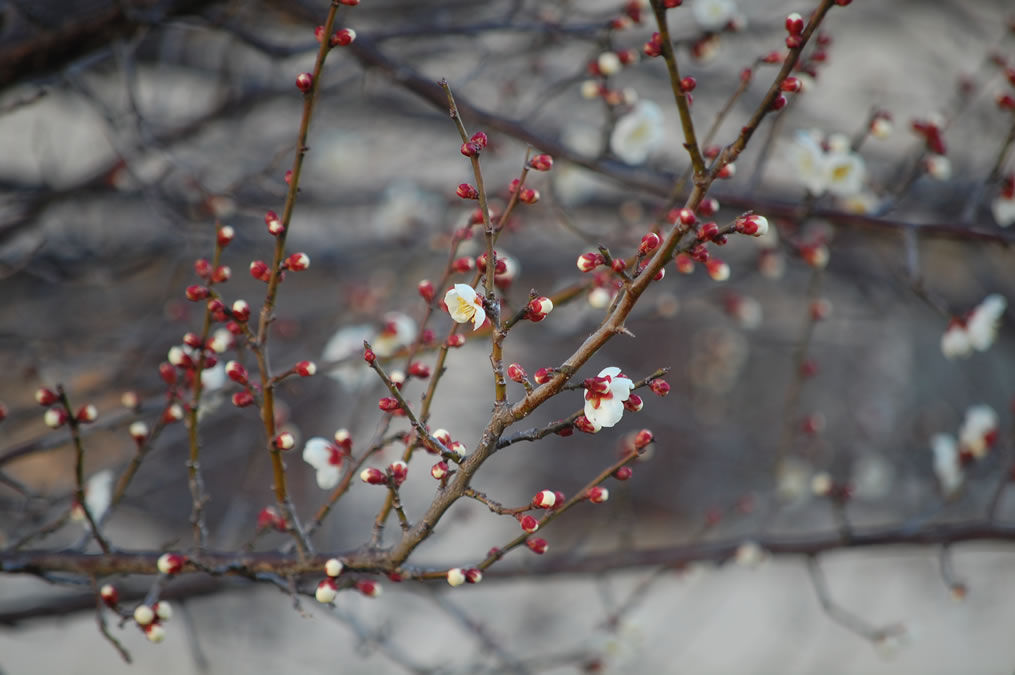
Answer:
[1,0,1014,673]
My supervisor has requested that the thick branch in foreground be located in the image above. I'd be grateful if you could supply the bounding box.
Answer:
[3,520,1015,580]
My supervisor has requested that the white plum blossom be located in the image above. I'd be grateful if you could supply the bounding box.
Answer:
[303,437,344,489]
[991,177,1015,227]
[71,469,114,524]
[958,404,998,460]
[693,0,736,31]
[610,101,664,165]
[790,130,866,198]
[941,294,1006,359]
[583,367,634,429]
[444,283,486,330]
[966,294,1006,351]
[321,312,417,390]
[373,312,417,357]
[931,434,962,496]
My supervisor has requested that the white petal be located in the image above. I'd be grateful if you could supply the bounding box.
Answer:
[825,153,866,197]
[610,102,663,165]
[302,437,333,470]
[991,196,1015,227]
[598,366,622,379]
[586,398,625,428]
[693,0,735,30]
[610,376,634,403]
[85,469,114,522]
[471,304,487,331]
[315,465,342,490]
[792,132,828,196]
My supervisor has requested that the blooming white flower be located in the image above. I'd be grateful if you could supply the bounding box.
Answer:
[597,51,622,76]
[71,469,114,524]
[374,312,417,357]
[824,152,866,197]
[966,294,1006,351]
[583,367,634,429]
[940,322,972,360]
[931,434,962,496]
[610,101,664,165]
[958,404,998,459]
[925,154,951,181]
[790,130,866,197]
[992,177,1015,226]
[791,131,829,196]
[993,193,1015,227]
[941,294,1006,359]
[303,437,344,489]
[693,0,736,31]
[444,283,486,330]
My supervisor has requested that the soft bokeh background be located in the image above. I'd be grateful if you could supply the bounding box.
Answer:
[1,0,1013,673]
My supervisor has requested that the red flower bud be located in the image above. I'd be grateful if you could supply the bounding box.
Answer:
[456,183,479,200]
[185,285,210,301]
[296,72,313,92]
[232,390,255,407]
[526,538,549,554]
[519,514,539,532]
[529,154,553,171]
[507,363,527,382]
[417,279,435,303]
[639,232,661,254]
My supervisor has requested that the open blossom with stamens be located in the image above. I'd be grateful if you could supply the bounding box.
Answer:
[444,283,486,330]
[790,130,865,197]
[583,367,634,429]
[610,101,664,165]
[302,437,344,489]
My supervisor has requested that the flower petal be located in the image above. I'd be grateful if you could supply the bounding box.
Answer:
[303,437,332,470]
[315,465,342,490]
[586,398,625,428]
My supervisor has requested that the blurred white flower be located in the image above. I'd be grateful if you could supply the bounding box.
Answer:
[303,437,344,490]
[583,367,634,428]
[790,130,866,197]
[931,434,962,496]
[925,154,951,181]
[374,312,417,357]
[958,404,998,460]
[71,469,114,524]
[553,125,608,206]
[966,294,1006,351]
[321,312,417,390]
[941,294,1006,359]
[611,101,664,165]
[444,283,486,330]
[374,179,442,237]
[992,177,1015,227]
[694,0,736,31]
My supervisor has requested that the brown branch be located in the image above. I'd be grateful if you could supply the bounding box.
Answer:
[6,520,1015,581]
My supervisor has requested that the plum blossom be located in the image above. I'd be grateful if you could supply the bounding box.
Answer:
[303,437,345,489]
[71,469,114,524]
[444,283,486,330]
[940,294,1006,359]
[958,404,998,460]
[931,434,962,496]
[321,312,417,390]
[991,174,1015,227]
[790,130,866,198]
[610,101,664,165]
[583,367,634,429]
[693,0,737,31]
